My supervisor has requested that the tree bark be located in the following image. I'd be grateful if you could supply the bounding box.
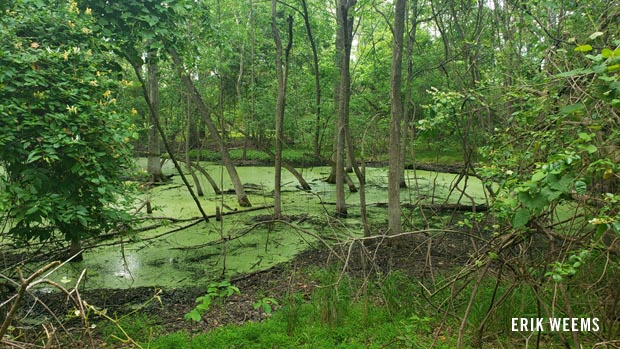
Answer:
[146,50,165,183]
[185,94,203,196]
[271,1,293,219]
[128,61,211,223]
[388,0,407,236]
[335,0,356,217]
[168,48,251,207]
[299,0,323,161]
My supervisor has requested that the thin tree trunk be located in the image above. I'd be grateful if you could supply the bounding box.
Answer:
[146,50,165,182]
[128,61,211,223]
[388,0,407,236]
[300,0,323,160]
[229,124,312,191]
[271,1,293,219]
[168,48,251,207]
[190,162,222,195]
[326,2,346,185]
[335,0,356,217]
[185,94,203,196]
[400,0,418,189]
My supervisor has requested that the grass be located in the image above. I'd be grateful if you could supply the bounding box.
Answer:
[96,259,611,349]
[112,268,462,349]
[186,139,464,167]
[187,148,318,166]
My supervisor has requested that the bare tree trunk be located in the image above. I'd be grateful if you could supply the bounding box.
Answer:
[146,50,165,182]
[168,48,251,207]
[272,1,293,219]
[388,0,407,236]
[185,94,203,196]
[326,2,345,185]
[300,0,323,161]
[335,0,356,218]
[128,61,211,223]
[191,162,222,194]
[400,0,419,189]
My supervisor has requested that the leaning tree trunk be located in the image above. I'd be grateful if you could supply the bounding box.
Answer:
[185,94,203,196]
[128,59,211,223]
[168,48,251,207]
[146,50,165,183]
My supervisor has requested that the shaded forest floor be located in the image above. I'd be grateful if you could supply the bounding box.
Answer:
[15,231,475,347]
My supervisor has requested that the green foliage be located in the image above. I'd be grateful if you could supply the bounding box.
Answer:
[185,280,240,322]
[545,249,590,282]
[99,313,161,345]
[78,0,203,59]
[147,271,462,349]
[380,271,418,316]
[312,267,351,327]
[0,0,137,243]
[253,296,279,315]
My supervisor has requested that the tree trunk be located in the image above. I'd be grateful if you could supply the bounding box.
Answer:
[271,1,293,219]
[185,94,203,196]
[191,162,222,195]
[69,236,83,262]
[168,48,251,207]
[335,0,356,218]
[128,61,211,223]
[146,50,165,183]
[300,0,323,160]
[326,2,346,185]
[400,0,419,189]
[388,0,407,236]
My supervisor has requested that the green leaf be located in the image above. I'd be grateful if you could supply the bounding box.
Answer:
[582,144,598,154]
[611,222,620,236]
[531,171,546,182]
[556,68,593,77]
[574,180,587,195]
[559,103,585,115]
[518,191,548,212]
[589,31,604,40]
[607,64,620,73]
[184,309,201,322]
[575,44,593,52]
[578,132,593,142]
[512,208,531,228]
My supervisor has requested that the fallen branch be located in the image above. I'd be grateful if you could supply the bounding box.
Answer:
[373,202,488,212]
[87,205,275,249]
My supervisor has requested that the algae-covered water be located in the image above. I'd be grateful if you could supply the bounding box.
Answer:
[23,161,488,290]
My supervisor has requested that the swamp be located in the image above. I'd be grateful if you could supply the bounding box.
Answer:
[1,0,620,348]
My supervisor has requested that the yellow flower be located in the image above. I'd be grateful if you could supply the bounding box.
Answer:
[131,108,138,116]
[81,27,92,35]
[85,7,92,15]
[120,80,134,87]
[68,0,79,13]
[62,50,69,61]
[89,80,98,86]
[103,90,112,98]
[66,105,78,114]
